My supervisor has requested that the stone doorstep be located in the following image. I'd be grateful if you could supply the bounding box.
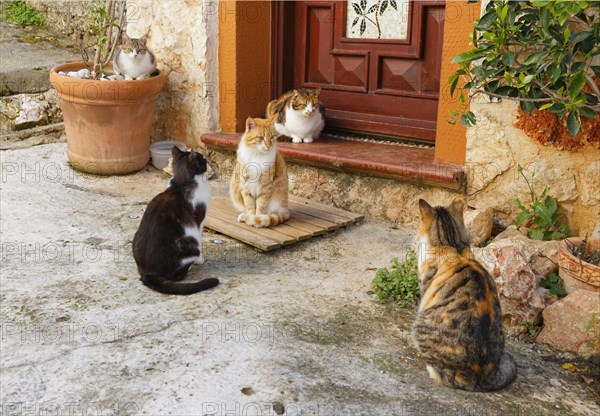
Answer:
[201,133,465,191]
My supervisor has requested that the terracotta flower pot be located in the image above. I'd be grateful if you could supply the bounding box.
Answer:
[558,238,600,293]
[50,62,165,175]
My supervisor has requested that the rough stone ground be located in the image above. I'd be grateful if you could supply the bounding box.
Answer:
[1,142,599,415]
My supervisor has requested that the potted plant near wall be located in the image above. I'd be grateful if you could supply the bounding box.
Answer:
[558,236,600,293]
[449,0,599,149]
[49,0,165,175]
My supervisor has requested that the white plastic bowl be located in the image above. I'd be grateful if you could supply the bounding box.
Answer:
[149,140,188,170]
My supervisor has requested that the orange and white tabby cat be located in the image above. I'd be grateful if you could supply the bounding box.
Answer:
[266,88,325,143]
[413,196,517,391]
[230,116,290,228]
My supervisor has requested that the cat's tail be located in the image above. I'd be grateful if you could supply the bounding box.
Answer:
[250,210,291,228]
[265,99,277,118]
[483,351,517,391]
[141,274,219,295]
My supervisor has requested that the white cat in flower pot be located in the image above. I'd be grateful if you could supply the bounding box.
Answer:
[49,0,165,175]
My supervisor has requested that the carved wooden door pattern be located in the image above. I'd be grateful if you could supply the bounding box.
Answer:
[276,1,446,143]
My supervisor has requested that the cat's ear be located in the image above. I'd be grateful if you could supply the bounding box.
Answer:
[138,35,147,44]
[266,114,277,125]
[122,33,130,42]
[314,87,321,96]
[418,199,434,218]
[171,146,184,158]
[245,117,256,131]
[187,151,198,168]
[449,195,465,216]
[292,89,299,97]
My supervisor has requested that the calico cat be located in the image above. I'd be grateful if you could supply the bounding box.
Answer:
[413,196,517,391]
[132,147,219,295]
[113,34,157,80]
[230,116,290,227]
[266,88,325,143]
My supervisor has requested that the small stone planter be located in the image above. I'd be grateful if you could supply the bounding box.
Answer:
[49,62,165,175]
[558,238,600,293]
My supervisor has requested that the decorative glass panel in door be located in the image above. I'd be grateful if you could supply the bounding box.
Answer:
[346,0,410,39]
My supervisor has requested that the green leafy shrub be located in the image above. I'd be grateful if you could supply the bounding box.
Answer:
[539,272,566,297]
[372,247,420,307]
[0,1,45,26]
[449,0,599,137]
[514,164,569,240]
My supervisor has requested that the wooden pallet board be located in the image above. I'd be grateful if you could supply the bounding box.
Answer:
[205,195,364,251]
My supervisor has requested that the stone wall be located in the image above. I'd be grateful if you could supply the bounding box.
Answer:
[0,89,61,131]
[465,100,600,236]
[127,0,220,145]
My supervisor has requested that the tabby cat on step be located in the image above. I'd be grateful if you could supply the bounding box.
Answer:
[132,147,219,295]
[113,34,157,80]
[266,88,325,143]
[230,116,290,228]
[413,196,517,391]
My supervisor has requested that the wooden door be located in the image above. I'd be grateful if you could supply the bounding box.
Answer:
[273,1,446,143]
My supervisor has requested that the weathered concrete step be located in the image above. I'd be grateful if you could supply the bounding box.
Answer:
[0,122,65,150]
[0,22,79,96]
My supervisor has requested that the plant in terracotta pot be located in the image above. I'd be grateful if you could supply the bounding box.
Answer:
[449,0,599,149]
[49,0,165,175]
[559,235,600,293]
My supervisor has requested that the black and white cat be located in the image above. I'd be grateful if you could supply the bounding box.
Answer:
[113,34,157,80]
[132,147,219,295]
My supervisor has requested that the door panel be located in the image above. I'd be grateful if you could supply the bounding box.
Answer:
[333,51,368,91]
[290,0,445,142]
